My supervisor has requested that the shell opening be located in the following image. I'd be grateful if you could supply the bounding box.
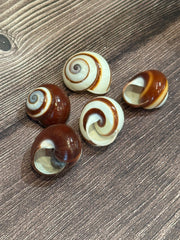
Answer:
[33,140,66,175]
[123,77,145,105]
[88,125,117,146]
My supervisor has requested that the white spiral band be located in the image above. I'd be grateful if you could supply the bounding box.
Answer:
[79,97,124,146]
[26,87,52,117]
[63,51,111,94]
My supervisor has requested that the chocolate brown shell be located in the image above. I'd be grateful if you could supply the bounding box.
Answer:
[31,124,82,176]
[26,84,70,126]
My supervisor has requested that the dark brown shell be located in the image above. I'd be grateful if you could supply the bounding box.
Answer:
[31,124,82,176]
[26,84,70,127]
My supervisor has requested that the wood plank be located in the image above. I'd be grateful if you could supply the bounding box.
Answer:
[0,0,180,239]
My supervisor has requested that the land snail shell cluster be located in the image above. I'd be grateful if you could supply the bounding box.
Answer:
[63,51,111,94]
[26,84,70,127]
[122,70,168,109]
[26,54,169,176]
[79,97,124,146]
[31,124,82,176]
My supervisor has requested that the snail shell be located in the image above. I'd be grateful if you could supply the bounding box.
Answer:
[122,70,168,109]
[63,51,111,94]
[31,124,82,176]
[26,84,70,126]
[79,97,124,146]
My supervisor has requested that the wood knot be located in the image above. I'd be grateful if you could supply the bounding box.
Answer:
[0,30,18,57]
[0,34,11,51]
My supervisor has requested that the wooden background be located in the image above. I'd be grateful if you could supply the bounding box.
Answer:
[0,0,180,239]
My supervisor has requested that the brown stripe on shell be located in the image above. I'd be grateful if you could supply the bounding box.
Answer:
[123,70,168,108]
[64,55,90,85]
[86,53,101,91]
[145,78,168,109]
[83,97,118,137]
[139,70,168,107]
[83,108,106,130]
[106,68,112,91]
[26,89,49,116]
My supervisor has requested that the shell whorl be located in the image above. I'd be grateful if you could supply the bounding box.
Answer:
[79,97,124,146]
[26,84,70,127]
[63,51,111,94]
[26,87,52,118]
[122,70,168,109]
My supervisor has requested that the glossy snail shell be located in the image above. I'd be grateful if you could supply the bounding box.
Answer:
[122,70,168,109]
[63,51,111,94]
[31,124,82,176]
[79,97,124,146]
[26,84,70,126]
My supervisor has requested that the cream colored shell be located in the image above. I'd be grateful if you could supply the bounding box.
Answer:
[63,51,111,94]
[79,97,124,146]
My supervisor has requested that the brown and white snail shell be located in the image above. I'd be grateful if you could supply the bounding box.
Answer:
[79,97,124,146]
[63,51,111,94]
[31,124,82,176]
[26,84,70,127]
[122,70,168,109]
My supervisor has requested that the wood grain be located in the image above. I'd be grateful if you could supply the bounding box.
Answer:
[0,0,180,239]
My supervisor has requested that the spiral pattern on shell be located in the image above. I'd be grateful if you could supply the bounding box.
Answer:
[31,124,82,176]
[79,97,124,146]
[63,51,111,94]
[26,84,70,126]
[122,70,168,109]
